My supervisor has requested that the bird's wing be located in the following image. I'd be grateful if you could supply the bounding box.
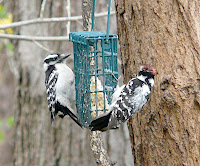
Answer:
[45,70,58,122]
[111,78,145,123]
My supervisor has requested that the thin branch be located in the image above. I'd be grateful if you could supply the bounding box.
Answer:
[40,0,47,18]
[0,33,69,41]
[32,40,54,52]
[0,11,115,29]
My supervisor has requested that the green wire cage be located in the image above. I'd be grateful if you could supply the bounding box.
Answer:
[69,0,118,128]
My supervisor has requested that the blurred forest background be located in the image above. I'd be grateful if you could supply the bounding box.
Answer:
[0,0,133,165]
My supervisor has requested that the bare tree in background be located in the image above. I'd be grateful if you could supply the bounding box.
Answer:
[115,0,200,165]
[0,0,134,166]
[13,0,95,165]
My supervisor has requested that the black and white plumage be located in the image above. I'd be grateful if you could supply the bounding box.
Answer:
[89,64,157,131]
[43,53,82,127]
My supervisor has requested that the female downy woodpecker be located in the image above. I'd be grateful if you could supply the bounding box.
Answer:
[43,53,82,127]
[89,64,157,131]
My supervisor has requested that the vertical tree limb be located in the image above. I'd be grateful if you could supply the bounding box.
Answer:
[39,0,47,18]
[82,0,93,31]
[90,131,113,166]
[82,0,113,165]
[66,0,71,36]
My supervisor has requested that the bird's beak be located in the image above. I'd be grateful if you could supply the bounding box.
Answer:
[58,54,71,62]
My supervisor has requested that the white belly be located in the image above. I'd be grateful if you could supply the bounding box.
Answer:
[55,64,75,107]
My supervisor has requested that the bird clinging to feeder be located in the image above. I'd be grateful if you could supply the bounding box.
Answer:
[89,64,157,131]
[43,53,82,128]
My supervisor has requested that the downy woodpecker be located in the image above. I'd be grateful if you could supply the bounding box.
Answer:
[43,53,82,127]
[89,64,157,131]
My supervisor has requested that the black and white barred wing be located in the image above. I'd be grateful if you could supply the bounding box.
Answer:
[45,70,58,122]
[109,78,150,127]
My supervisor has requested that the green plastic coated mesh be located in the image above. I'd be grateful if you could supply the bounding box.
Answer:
[69,31,118,127]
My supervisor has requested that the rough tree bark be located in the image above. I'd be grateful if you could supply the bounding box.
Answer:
[82,0,93,31]
[115,0,200,165]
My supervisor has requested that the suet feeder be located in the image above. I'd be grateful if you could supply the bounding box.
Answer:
[69,0,118,128]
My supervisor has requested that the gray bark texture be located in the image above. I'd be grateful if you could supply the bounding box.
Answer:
[82,0,93,31]
[90,131,113,166]
[13,0,133,166]
[82,1,113,165]
[115,0,200,165]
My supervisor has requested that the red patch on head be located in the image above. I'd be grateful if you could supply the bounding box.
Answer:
[142,64,157,76]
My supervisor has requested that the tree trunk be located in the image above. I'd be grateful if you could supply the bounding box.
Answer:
[13,0,95,165]
[115,0,200,165]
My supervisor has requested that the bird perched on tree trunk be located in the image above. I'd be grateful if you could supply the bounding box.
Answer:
[43,53,82,128]
[89,64,157,131]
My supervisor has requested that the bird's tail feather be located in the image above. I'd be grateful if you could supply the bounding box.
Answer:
[89,111,112,131]
[65,108,83,128]
[56,102,82,128]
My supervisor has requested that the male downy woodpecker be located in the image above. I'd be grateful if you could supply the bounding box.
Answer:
[89,64,157,131]
[43,53,82,127]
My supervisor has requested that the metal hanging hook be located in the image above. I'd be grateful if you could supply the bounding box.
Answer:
[91,0,96,31]
[91,0,112,39]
